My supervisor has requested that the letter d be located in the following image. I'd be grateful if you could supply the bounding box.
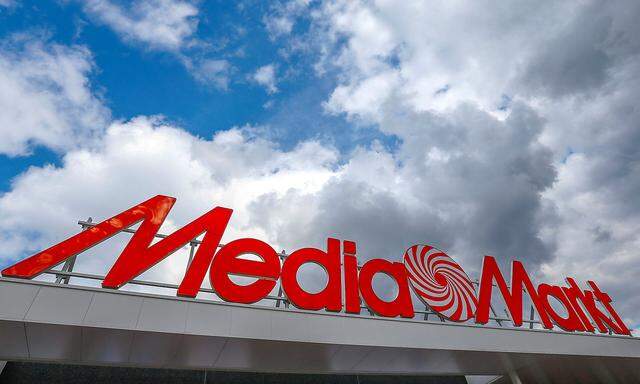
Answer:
[281,238,342,312]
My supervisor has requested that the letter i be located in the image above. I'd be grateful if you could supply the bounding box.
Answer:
[343,240,361,314]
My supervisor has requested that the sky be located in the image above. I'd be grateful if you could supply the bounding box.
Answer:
[0,0,639,334]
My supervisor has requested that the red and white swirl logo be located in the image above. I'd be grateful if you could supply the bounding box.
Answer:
[403,244,478,322]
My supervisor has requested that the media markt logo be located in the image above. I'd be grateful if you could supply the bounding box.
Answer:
[404,244,478,322]
[1,195,631,335]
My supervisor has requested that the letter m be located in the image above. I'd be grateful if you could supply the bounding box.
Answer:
[1,195,232,297]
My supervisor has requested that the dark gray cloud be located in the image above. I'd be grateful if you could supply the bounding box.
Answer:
[518,1,640,99]
[519,6,613,97]
[260,0,640,329]
[248,101,556,280]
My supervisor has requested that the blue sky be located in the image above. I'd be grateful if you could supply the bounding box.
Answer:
[0,0,388,191]
[0,0,638,332]
[2,1,274,128]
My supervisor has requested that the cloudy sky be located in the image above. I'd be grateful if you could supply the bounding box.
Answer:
[0,0,638,333]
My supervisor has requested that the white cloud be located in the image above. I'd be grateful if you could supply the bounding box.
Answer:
[79,0,233,90]
[0,35,109,156]
[263,0,310,40]
[253,64,278,94]
[82,0,199,51]
[0,103,557,309]
[0,116,338,284]
[187,58,231,90]
[324,70,400,121]
[265,16,294,38]
[0,0,15,8]
[312,0,577,120]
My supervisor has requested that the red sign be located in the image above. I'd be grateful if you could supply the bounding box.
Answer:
[404,244,477,322]
[1,195,630,335]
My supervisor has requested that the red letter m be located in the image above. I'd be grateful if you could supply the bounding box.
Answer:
[1,195,232,297]
[474,255,553,329]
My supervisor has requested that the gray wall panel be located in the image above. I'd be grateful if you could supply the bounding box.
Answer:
[128,332,182,366]
[0,320,28,359]
[171,334,227,368]
[184,301,231,337]
[82,327,135,364]
[84,292,143,329]
[25,286,93,325]
[327,345,373,371]
[304,314,349,345]
[136,297,187,334]
[229,307,272,340]
[270,310,311,342]
[25,323,82,360]
[0,281,39,321]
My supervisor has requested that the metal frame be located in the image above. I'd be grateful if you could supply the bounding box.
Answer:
[39,218,626,335]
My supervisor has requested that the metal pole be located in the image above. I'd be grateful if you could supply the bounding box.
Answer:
[276,250,286,308]
[490,303,503,327]
[56,217,92,284]
[529,305,535,329]
[187,242,196,269]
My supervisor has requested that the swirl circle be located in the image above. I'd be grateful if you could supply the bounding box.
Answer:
[403,244,477,322]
